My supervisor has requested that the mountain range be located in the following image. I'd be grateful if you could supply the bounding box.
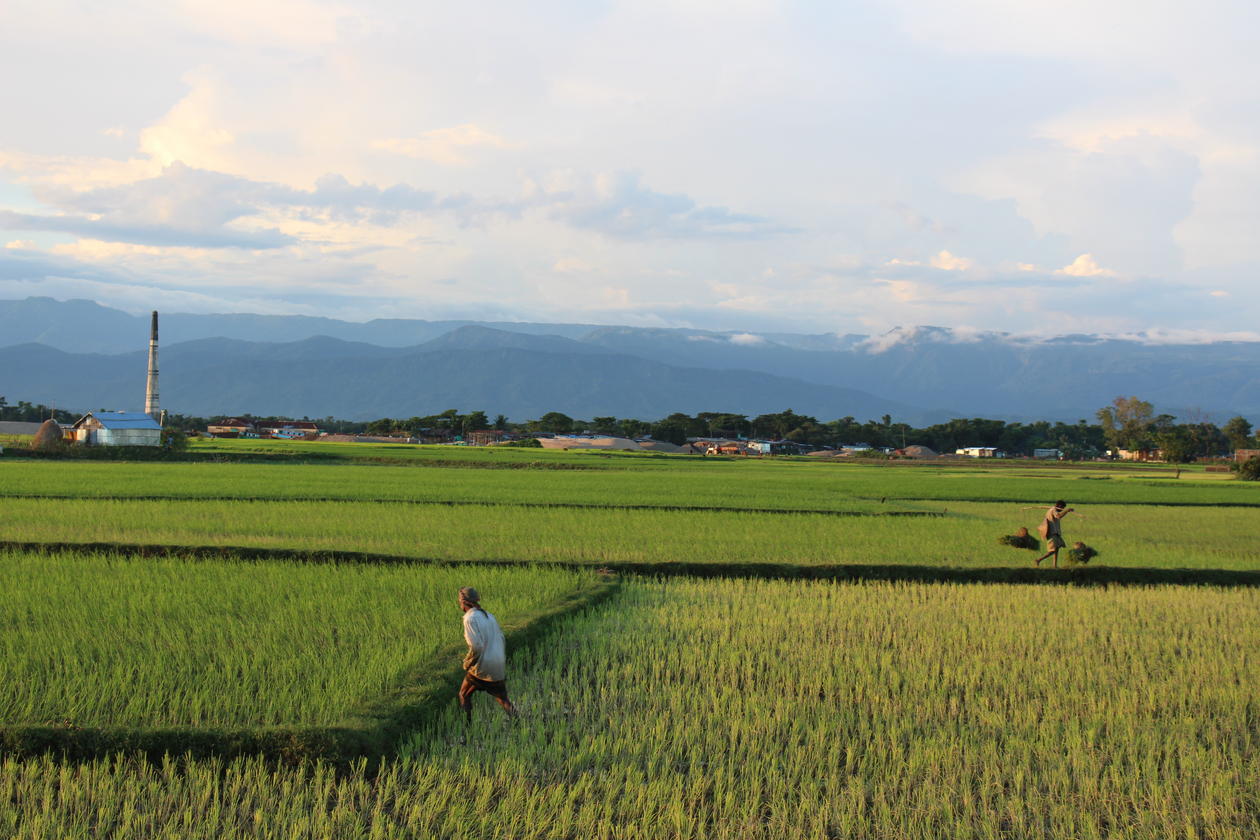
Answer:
[2,297,1258,423]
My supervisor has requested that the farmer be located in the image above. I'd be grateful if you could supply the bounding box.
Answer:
[1031,500,1080,567]
[457,586,516,724]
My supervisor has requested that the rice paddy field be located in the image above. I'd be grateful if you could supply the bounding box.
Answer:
[2,441,1258,838]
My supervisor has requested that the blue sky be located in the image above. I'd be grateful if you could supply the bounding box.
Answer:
[1,0,1256,339]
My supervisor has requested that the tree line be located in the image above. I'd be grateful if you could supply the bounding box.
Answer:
[4,395,1255,461]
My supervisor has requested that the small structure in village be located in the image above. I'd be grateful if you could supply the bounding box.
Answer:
[71,411,162,446]
[206,418,321,439]
[207,417,257,437]
[955,446,1004,458]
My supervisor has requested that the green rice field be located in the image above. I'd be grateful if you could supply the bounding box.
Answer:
[1,496,1258,570]
[4,578,1258,839]
[0,551,588,727]
[1,443,1258,838]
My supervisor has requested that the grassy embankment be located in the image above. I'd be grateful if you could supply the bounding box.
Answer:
[4,578,1258,839]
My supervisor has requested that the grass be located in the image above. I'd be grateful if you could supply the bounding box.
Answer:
[0,497,1257,571]
[4,578,1258,839]
[0,550,590,728]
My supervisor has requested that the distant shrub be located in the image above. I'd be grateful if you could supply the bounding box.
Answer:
[162,428,189,451]
[1233,456,1260,481]
[500,437,543,448]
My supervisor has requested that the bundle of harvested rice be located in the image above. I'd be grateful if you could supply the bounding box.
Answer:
[998,527,1039,550]
[1067,541,1099,565]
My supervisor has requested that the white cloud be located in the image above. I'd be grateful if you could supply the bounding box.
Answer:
[4,240,37,250]
[728,332,765,345]
[373,125,513,166]
[138,69,236,171]
[552,257,595,274]
[1056,254,1117,277]
[930,250,974,271]
[176,0,350,49]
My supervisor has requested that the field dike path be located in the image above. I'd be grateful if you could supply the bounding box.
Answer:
[6,540,1260,588]
[0,493,946,517]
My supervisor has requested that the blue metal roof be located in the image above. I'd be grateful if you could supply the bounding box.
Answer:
[81,411,162,430]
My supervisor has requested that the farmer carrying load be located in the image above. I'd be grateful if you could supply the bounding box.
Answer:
[1028,500,1083,568]
[457,586,517,724]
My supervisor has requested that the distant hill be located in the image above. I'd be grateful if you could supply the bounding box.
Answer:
[2,296,1258,422]
[0,333,938,423]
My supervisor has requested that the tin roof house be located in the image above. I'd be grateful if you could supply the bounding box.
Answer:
[72,411,162,447]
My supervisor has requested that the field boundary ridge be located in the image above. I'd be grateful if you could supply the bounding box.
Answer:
[5,541,1259,589]
[0,494,947,517]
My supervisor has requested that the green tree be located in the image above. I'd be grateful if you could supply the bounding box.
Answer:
[1235,456,1260,480]
[591,416,619,435]
[536,412,575,434]
[617,418,651,439]
[1154,424,1195,463]
[1097,396,1155,452]
[365,418,396,436]
[461,411,490,435]
[650,416,691,446]
[1223,416,1254,452]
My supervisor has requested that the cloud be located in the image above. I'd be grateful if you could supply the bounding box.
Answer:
[1056,253,1117,277]
[3,164,481,249]
[929,250,974,271]
[546,172,792,240]
[0,209,294,249]
[728,332,766,345]
[138,69,236,171]
[552,257,595,274]
[958,134,1200,275]
[374,125,513,166]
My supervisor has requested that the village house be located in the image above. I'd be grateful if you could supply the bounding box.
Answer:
[207,417,256,437]
[72,411,162,447]
[257,421,321,440]
[955,446,1003,458]
[1116,448,1165,462]
[466,430,507,446]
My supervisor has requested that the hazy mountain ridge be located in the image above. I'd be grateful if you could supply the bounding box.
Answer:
[0,337,937,422]
[2,297,1258,421]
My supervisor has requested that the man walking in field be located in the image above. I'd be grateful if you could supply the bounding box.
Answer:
[457,586,517,724]
[1032,500,1081,568]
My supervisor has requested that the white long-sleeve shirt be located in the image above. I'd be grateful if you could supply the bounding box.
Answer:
[462,608,507,681]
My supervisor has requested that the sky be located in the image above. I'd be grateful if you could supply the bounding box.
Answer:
[1,0,1257,339]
